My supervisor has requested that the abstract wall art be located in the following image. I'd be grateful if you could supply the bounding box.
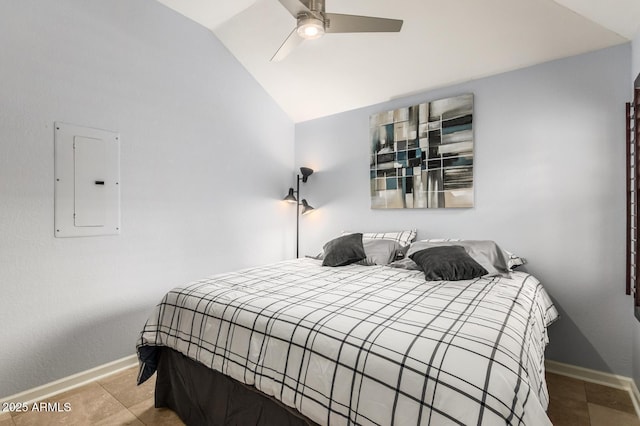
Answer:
[370,93,474,209]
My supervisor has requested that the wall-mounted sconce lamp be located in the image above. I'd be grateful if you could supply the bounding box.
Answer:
[284,167,315,258]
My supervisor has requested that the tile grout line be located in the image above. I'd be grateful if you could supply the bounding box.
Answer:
[97,372,149,426]
[98,379,123,424]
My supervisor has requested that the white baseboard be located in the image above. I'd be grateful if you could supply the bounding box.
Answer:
[0,354,138,409]
[545,359,640,418]
[2,355,639,419]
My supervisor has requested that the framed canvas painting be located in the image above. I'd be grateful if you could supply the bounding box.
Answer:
[370,93,474,209]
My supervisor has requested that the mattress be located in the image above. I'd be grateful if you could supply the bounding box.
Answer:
[137,258,558,425]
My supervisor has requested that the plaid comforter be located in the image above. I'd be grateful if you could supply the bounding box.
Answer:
[137,258,558,425]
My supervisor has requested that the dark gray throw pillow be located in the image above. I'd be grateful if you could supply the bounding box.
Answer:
[322,233,366,267]
[409,245,488,281]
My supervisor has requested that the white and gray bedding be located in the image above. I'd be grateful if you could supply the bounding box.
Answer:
[137,257,558,425]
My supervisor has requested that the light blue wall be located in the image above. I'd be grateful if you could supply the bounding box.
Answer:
[296,44,632,376]
[0,0,294,397]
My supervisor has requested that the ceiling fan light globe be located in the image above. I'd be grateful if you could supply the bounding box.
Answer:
[297,17,325,39]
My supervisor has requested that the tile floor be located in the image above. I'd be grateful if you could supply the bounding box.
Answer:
[0,367,184,426]
[1,368,639,425]
[547,372,640,426]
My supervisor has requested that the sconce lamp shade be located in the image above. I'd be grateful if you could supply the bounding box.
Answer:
[301,199,314,215]
[284,187,297,203]
[300,167,314,183]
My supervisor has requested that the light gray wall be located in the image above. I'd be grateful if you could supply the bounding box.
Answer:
[631,29,640,389]
[634,30,640,76]
[295,44,632,376]
[0,0,294,397]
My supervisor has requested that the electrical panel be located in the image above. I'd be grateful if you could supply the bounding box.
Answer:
[54,122,120,237]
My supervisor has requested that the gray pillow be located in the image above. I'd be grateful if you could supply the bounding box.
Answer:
[357,239,404,266]
[409,246,488,281]
[322,233,366,267]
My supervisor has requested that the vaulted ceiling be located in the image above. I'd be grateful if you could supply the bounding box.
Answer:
[156,0,640,122]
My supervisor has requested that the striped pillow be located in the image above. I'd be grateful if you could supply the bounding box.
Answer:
[342,229,417,247]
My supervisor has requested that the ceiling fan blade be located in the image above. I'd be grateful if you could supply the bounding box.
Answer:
[325,13,403,33]
[277,0,310,18]
[271,28,304,62]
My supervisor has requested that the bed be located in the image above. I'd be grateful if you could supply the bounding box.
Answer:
[137,237,558,426]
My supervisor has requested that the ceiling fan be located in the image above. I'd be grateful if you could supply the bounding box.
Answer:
[272,0,403,61]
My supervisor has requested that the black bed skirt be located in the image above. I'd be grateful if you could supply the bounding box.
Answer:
[155,347,319,426]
